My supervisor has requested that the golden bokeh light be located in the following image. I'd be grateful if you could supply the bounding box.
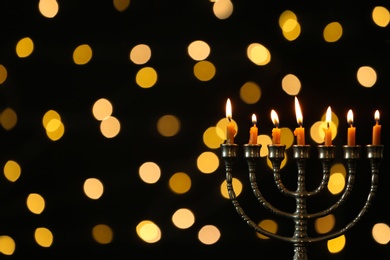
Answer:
[136,220,161,243]
[73,44,93,65]
[172,208,195,229]
[323,22,343,43]
[282,74,301,96]
[0,235,15,255]
[203,126,225,149]
[92,224,114,244]
[0,64,7,84]
[139,161,161,184]
[83,178,104,200]
[197,151,219,174]
[193,60,216,81]
[357,66,377,88]
[92,98,113,121]
[1,107,18,131]
[327,172,345,195]
[34,227,53,247]
[113,0,131,12]
[239,81,262,104]
[327,235,346,253]
[372,6,390,27]
[16,37,34,58]
[315,214,335,234]
[157,114,181,137]
[26,193,45,214]
[38,0,59,18]
[372,223,390,245]
[169,172,191,194]
[3,160,21,182]
[136,67,158,88]
[213,0,233,20]
[100,116,121,138]
[188,40,211,61]
[198,225,221,245]
[256,219,278,239]
[247,43,271,66]
[130,44,152,65]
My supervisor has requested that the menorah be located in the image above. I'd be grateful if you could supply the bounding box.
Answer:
[220,142,384,260]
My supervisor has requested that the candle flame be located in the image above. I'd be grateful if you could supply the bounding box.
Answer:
[226,98,232,121]
[326,106,332,127]
[252,114,257,124]
[347,109,353,125]
[374,110,380,122]
[271,109,279,127]
[294,97,303,126]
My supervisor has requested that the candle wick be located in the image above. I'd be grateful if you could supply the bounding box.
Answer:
[228,117,231,122]
[327,122,330,128]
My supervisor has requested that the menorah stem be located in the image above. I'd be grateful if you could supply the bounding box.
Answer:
[291,145,311,260]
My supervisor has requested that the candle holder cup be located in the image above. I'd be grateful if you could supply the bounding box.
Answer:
[220,143,384,260]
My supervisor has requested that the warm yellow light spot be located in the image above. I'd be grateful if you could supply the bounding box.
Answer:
[92,98,113,121]
[26,193,45,214]
[220,177,242,199]
[16,37,34,58]
[130,44,151,65]
[73,44,92,65]
[197,151,219,174]
[46,120,65,141]
[327,235,345,253]
[100,116,121,138]
[258,134,272,157]
[113,0,130,12]
[46,118,61,132]
[247,43,271,65]
[328,172,345,195]
[323,22,343,42]
[172,208,195,229]
[84,178,104,200]
[282,21,301,41]
[0,236,15,255]
[42,110,61,128]
[240,81,261,104]
[136,66,158,88]
[38,0,59,18]
[372,223,390,245]
[213,0,233,20]
[257,219,278,239]
[157,114,180,137]
[315,214,335,234]
[136,220,161,243]
[314,120,338,145]
[279,10,297,29]
[92,224,113,244]
[188,40,211,61]
[203,126,224,149]
[1,107,17,131]
[357,66,377,88]
[139,162,161,184]
[169,172,191,194]
[198,225,221,245]
[34,227,53,247]
[3,160,21,182]
[0,64,7,84]
[372,6,390,27]
[193,60,216,81]
[282,74,301,96]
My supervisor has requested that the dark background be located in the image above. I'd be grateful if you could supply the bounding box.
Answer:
[0,1,389,259]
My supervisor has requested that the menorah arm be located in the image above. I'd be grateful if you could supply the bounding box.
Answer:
[308,171,379,243]
[226,170,296,242]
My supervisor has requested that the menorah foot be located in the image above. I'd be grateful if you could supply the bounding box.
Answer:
[293,244,307,260]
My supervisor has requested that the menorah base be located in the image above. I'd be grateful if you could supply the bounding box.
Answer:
[293,244,307,260]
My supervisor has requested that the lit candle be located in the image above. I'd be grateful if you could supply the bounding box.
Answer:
[372,110,381,145]
[271,109,281,144]
[248,114,258,144]
[323,106,332,146]
[293,97,305,145]
[347,109,356,146]
[225,98,236,144]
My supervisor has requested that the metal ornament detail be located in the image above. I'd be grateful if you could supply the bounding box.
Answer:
[220,143,384,260]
